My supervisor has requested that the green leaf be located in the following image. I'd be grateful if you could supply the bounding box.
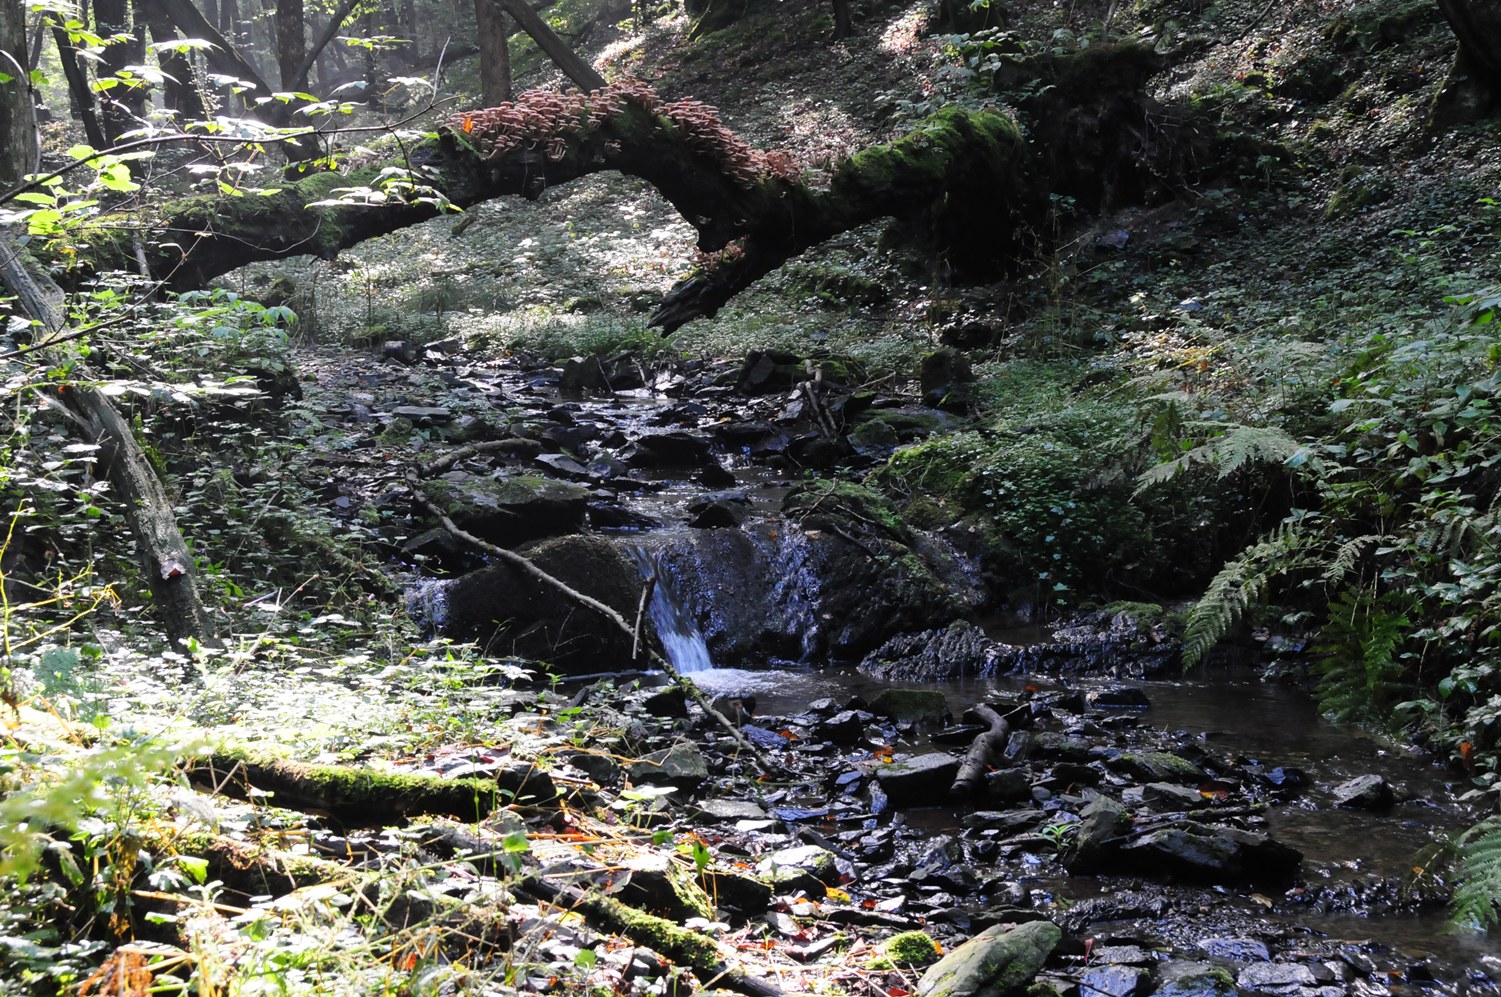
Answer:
[66,144,98,161]
[0,72,14,85]
[98,162,138,192]
[11,192,56,205]
[178,855,209,884]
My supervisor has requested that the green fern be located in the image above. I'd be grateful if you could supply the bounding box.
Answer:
[1312,587,1409,726]
[1180,522,1316,667]
[1322,534,1383,587]
[1135,424,1302,497]
[1451,818,1501,931]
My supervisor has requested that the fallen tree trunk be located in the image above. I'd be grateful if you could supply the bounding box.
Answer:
[950,703,1014,799]
[69,82,1041,331]
[185,747,558,825]
[0,231,218,649]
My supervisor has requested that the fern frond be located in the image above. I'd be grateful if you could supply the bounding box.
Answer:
[1135,424,1302,496]
[1181,522,1316,668]
[1322,534,1382,587]
[1313,588,1408,726]
[1452,818,1501,931]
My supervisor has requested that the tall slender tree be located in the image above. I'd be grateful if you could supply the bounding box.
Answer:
[0,0,36,183]
[475,0,511,104]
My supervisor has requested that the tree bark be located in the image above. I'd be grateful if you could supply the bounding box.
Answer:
[273,0,305,91]
[1437,0,1501,92]
[0,231,218,649]
[0,0,37,184]
[475,0,511,105]
[139,0,206,120]
[94,0,147,143]
[52,23,107,147]
[831,0,851,38]
[496,0,605,91]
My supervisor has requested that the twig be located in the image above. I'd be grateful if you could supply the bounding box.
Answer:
[632,575,656,662]
[405,473,773,772]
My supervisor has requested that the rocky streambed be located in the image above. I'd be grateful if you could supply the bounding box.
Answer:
[277,341,1501,994]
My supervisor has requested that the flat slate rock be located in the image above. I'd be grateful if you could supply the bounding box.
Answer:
[874,752,962,807]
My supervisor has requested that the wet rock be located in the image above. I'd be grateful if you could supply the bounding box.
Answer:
[390,405,452,424]
[1236,962,1316,993]
[437,535,644,672]
[383,340,418,364]
[1332,774,1394,809]
[737,350,805,394]
[920,347,975,412]
[985,768,1033,803]
[1089,686,1151,709]
[962,810,1046,833]
[1080,964,1149,997]
[559,355,610,395]
[1062,795,1131,873]
[630,741,709,790]
[1092,946,1156,965]
[612,853,713,922]
[423,473,590,545]
[693,799,768,822]
[697,462,738,488]
[1033,733,1095,763]
[1198,938,1270,961]
[860,621,996,681]
[702,869,773,916]
[534,453,594,480]
[1120,825,1302,882]
[687,491,750,528]
[740,725,791,750]
[874,752,962,807]
[917,920,1062,997]
[624,430,713,468]
[869,688,951,725]
[818,709,871,745]
[560,749,620,786]
[758,843,839,896]
[1124,782,1206,810]
[1115,751,1205,784]
[1155,962,1237,997]
[1056,891,1169,934]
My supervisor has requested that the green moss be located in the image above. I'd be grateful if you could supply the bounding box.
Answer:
[865,930,942,969]
[783,480,908,539]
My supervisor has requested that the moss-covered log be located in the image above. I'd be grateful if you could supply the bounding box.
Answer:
[187,747,558,826]
[52,45,1201,332]
[67,81,1039,332]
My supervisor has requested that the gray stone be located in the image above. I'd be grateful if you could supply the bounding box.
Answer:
[1237,962,1316,992]
[1115,751,1205,783]
[1062,794,1131,873]
[917,920,1062,997]
[1080,964,1148,997]
[1154,961,1237,997]
[693,799,768,822]
[757,843,839,897]
[1198,937,1270,961]
[390,405,452,424]
[423,474,590,545]
[630,742,709,790]
[1332,774,1394,809]
[985,768,1033,803]
[1121,825,1301,882]
[1089,686,1151,709]
[874,752,962,807]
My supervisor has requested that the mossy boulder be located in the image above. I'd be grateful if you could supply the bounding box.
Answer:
[438,535,647,673]
[423,473,590,545]
[917,920,1062,997]
[1114,751,1205,784]
[869,930,943,969]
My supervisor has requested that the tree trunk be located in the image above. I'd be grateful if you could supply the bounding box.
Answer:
[475,0,511,104]
[94,0,147,143]
[273,0,304,90]
[496,0,604,91]
[831,0,851,38]
[140,0,206,120]
[0,0,37,183]
[0,232,218,649]
[51,23,107,147]
[153,0,320,158]
[1437,0,1501,91]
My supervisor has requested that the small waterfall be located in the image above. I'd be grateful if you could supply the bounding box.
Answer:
[633,549,714,673]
